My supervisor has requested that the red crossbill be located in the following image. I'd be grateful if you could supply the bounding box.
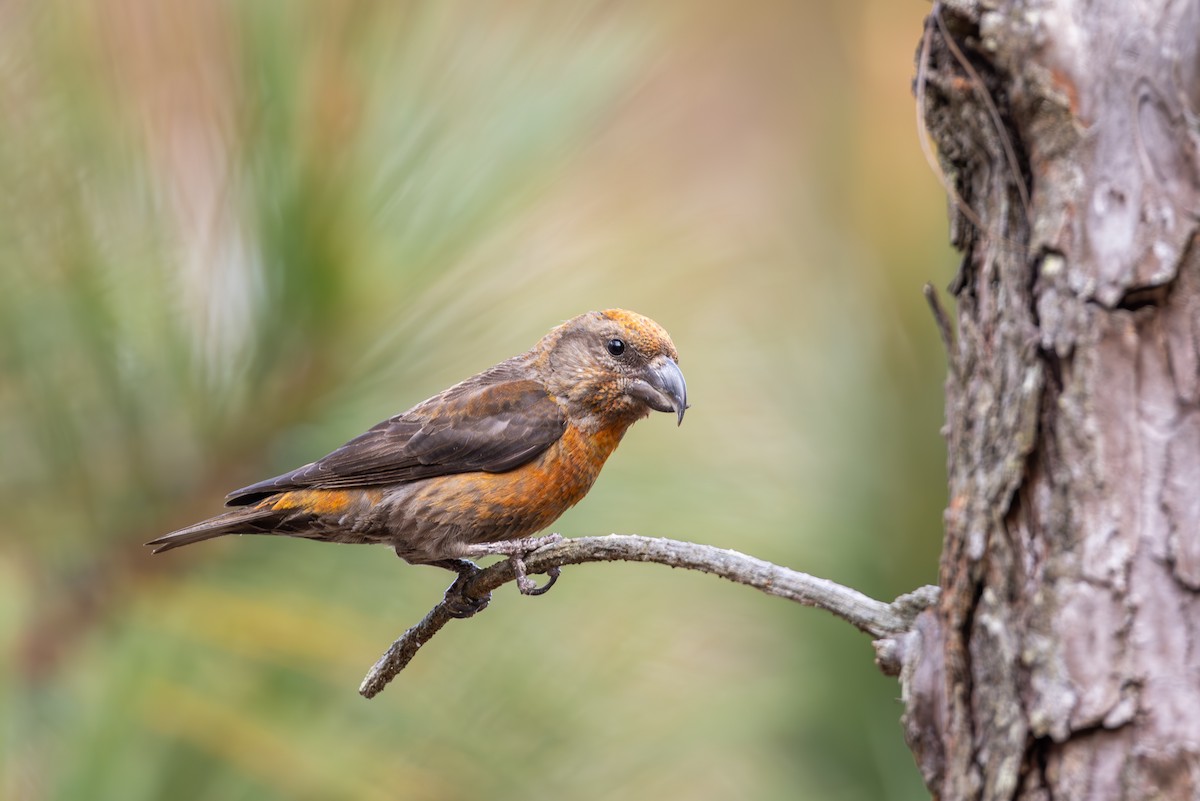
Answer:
[148,309,686,608]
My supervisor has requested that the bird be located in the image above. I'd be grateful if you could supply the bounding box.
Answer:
[147,309,687,612]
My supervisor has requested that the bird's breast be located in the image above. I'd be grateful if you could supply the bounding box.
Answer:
[393,421,630,544]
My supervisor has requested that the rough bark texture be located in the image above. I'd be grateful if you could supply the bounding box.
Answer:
[908,1,1200,799]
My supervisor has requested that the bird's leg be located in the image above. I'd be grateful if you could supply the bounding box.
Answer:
[458,534,563,596]
[427,558,491,619]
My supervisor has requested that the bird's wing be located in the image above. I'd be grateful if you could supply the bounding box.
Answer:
[225,379,566,505]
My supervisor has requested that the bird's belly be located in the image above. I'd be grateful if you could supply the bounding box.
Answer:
[382,423,626,561]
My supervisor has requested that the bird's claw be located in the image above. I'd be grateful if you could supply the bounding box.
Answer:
[515,564,560,596]
[436,558,491,619]
[459,534,564,597]
[444,591,490,619]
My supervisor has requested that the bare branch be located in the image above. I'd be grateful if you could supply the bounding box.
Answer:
[359,534,939,699]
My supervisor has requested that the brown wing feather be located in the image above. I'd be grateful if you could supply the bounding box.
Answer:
[226,378,567,505]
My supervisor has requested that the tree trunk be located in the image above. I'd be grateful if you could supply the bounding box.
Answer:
[905,1,1200,798]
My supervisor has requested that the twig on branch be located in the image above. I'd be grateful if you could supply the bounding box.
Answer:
[359,534,939,699]
[931,6,1031,222]
[924,282,957,368]
[915,5,987,235]
[915,4,1029,249]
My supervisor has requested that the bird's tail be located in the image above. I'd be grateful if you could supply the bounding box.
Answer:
[146,506,281,554]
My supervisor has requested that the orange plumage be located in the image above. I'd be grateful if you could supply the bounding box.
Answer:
[148,309,686,597]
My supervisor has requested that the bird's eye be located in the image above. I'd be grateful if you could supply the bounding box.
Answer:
[606,338,626,357]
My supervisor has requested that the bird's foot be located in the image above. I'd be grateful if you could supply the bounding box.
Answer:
[516,564,561,596]
[429,558,491,619]
[459,534,564,596]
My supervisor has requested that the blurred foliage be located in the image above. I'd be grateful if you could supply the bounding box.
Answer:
[0,1,954,799]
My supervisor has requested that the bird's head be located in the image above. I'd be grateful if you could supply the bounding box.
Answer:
[536,309,688,432]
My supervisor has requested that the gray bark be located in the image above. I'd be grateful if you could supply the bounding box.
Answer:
[906,1,1200,799]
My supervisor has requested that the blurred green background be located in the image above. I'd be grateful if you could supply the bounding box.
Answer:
[0,1,954,799]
